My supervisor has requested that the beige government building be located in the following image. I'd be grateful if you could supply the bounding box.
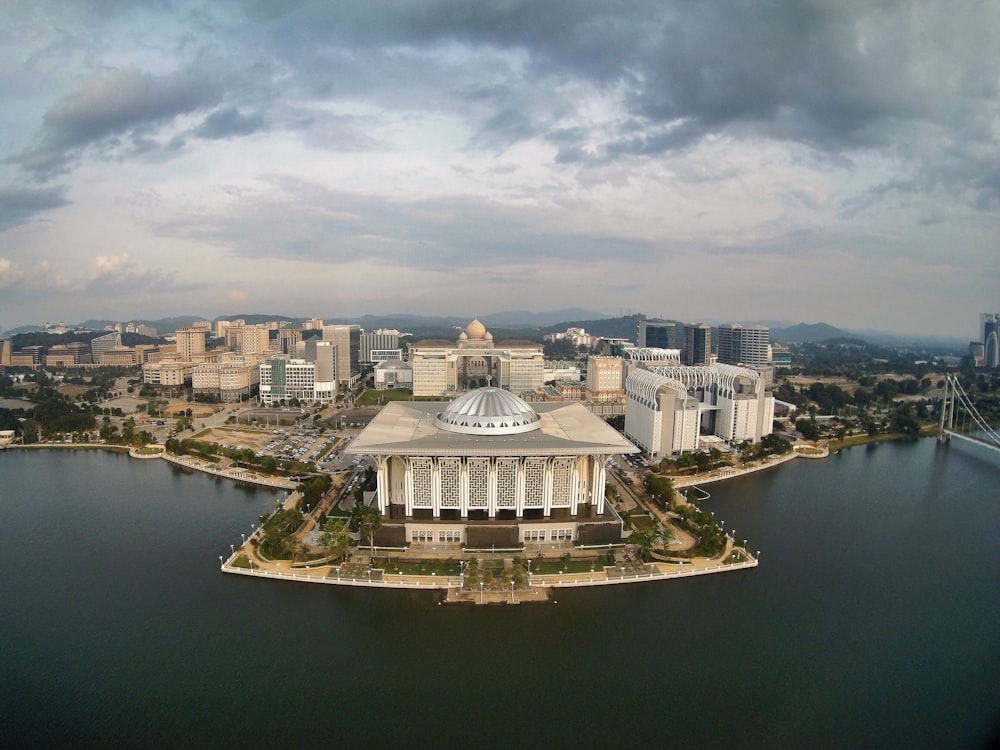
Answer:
[346,387,638,549]
[409,319,545,397]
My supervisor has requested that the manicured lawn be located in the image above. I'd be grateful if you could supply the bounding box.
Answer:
[356,389,413,406]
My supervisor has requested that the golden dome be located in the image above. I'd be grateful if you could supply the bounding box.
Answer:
[465,319,487,339]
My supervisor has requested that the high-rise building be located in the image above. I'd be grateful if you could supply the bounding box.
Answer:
[276,327,302,355]
[638,319,681,349]
[981,313,1000,367]
[360,329,401,364]
[0,338,12,369]
[225,322,270,356]
[717,324,770,367]
[90,331,122,364]
[323,324,360,387]
[174,327,207,360]
[683,323,712,366]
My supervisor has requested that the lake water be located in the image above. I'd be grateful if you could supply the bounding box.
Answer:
[2,440,999,749]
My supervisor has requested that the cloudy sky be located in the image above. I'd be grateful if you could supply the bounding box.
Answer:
[1,1,996,337]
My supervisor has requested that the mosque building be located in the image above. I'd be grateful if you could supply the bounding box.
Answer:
[346,386,639,549]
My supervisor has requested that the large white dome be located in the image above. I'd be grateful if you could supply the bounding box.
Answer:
[434,387,542,435]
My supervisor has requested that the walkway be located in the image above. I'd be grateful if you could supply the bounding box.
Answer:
[670,448,822,488]
[160,453,298,489]
[220,529,757,604]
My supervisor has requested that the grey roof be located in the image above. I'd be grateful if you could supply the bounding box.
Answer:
[434,387,541,435]
[347,398,638,457]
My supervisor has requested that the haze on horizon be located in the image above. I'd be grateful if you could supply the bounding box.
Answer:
[0,1,996,339]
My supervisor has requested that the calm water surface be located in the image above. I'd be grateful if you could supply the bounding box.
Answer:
[2,441,998,749]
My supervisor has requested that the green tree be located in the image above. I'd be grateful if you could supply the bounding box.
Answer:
[320,518,351,560]
[643,475,675,508]
[629,523,666,561]
[353,504,382,554]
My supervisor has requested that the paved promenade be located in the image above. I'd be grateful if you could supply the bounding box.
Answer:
[161,453,298,489]
[670,445,827,488]
[221,535,757,604]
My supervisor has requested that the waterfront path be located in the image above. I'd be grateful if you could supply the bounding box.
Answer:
[221,538,757,603]
[670,445,827,488]
[161,453,298,489]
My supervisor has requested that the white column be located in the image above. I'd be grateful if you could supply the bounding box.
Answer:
[570,458,582,517]
[488,459,498,519]
[376,457,388,514]
[403,458,414,516]
[431,458,441,518]
[595,457,607,515]
[515,459,526,517]
[459,459,469,517]
[542,459,553,516]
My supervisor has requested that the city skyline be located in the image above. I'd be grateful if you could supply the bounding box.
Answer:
[1,2,997,338]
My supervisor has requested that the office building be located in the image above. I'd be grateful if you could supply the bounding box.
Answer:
[981,313,1000,367]
[174,327,207,360]
[323,325,360,387]
[717,324,770,367]
[625,363,774,458]
[360,329,401,364]
[259,355,336,405]
[90,331,122,364]
[638,319,682,349]
[683,323,712,366]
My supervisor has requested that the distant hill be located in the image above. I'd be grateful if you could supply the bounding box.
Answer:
[771,322,851,343]
[480,308,608,327]
[215,313,307,326]
[541,314,643,340]
[3,324,47,336]
[843,328,967,351]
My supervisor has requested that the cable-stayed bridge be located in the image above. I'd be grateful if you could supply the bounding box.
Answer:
[938,375,1000,454]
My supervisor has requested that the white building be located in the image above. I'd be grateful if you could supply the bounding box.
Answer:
[625,363,774,457]
[625,370,701,457]
[346,387,638,548]
[374,360,413,390]
[258,355,336,405]
[369,349,403,363]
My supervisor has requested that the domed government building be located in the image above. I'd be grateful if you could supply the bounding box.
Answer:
[408,319,546,397]
[346,386,639,549]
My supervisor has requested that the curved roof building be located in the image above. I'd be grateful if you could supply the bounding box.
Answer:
[434,387,542,435]
[347,386,639,549]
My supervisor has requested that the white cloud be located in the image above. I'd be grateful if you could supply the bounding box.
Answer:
[0,1,995,336]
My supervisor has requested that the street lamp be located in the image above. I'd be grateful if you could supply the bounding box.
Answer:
[248,558,253,573]
[230,543,235,555]
[510,579,515,604]
[479,580,484,605]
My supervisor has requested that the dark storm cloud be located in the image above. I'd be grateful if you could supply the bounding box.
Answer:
[226,1,997,207]
[12,65,221,178]
[0,185,70,230]
[194,108,266,140]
